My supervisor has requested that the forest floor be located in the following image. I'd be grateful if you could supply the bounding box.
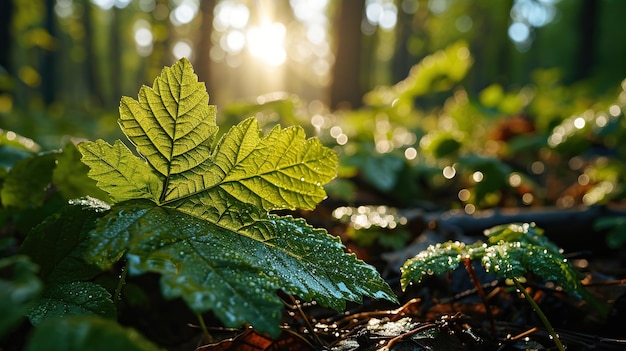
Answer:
[191,203,626,351]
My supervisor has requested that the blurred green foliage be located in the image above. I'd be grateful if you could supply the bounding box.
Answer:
[214,42,626,251]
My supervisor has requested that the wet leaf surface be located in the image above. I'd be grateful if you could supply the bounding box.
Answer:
[77,58,396,337]
[86,199,396,337]
[28,280,116,324]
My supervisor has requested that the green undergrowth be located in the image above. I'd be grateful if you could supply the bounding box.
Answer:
[0,58,397,349]
[0,54,612,350]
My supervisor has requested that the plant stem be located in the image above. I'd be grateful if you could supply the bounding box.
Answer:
[197,314,213,343]
[462,258,496,331]
[289,295,325,347]
[512,277,565,351]
[114,260,129,308]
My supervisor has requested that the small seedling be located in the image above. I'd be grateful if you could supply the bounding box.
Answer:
[400,222,604,351]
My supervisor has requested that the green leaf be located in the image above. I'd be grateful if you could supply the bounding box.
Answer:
[1,152,57,208]
[77,139,162,203]
[20,201,107,283]
[484,222,562,256]
[458,154,511,204]
[28,281,116,325]
[78,58,395,337]
[594,216,626,249]
[362,152,404,192]
[19,201,115,326]
[0,130,40,173]
[53,143,111,202]
[0,145,34,173]
[400,241,468,290]
[401,223,591,303]
[88,200,396,337]
[0,255,43,339]
[185,117,337,210]
[118,57,218,181]
[423,131,462,158]
[25,316,162,351]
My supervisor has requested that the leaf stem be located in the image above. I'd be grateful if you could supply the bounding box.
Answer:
[197,313,213,343]
[512,277,565,351]
[114,260,129,308]
[289,295,325,348]
[462,258,496,331]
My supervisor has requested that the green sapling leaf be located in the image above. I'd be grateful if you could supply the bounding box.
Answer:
[401,223,596,305]
[78,57,397,337]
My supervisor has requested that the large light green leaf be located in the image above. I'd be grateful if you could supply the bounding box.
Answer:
[77,58,396,337]
[78,140,162,203]
[118,58,218,180]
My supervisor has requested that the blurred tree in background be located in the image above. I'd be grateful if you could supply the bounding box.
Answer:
[2,0,626,268]
[1,0,626,146]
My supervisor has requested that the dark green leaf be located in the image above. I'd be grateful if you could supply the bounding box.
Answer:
[87,200,397,337]
[28,281,116,325]
[594,216,626,249]
[53,143,111,201]
[20,200,108,282]
[0,255,42,338]
[25,316,162,351]
[458,154,511,204]
[423,132,462,158]
[362,153,404,192]
[0,130,39,172]
[1,152,57,208]
[0,146,33,173]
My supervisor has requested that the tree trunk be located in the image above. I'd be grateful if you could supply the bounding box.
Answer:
[576,0,597,81]
[110,7,122,106]
[0,0,12,94]
[329,0,365,110]
[41,0,57,106]
[82,1,104,107]
[194,0,216,102]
